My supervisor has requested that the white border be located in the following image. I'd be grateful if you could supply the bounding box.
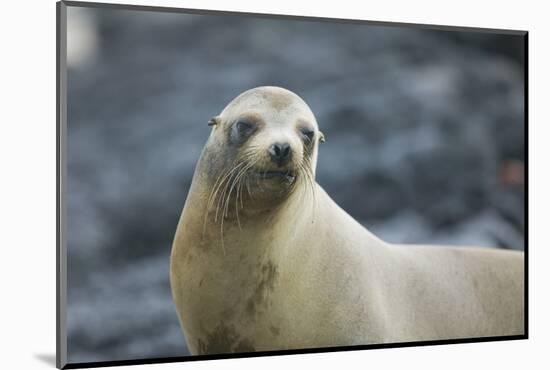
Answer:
[2,0,548,369]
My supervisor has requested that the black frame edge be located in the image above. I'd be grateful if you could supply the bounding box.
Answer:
[62,335,527,369]
[523,32,529,338]
[62,0,527,35]
[57,1,68,369]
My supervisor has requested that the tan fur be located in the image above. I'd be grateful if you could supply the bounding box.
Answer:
[170,86,524,355]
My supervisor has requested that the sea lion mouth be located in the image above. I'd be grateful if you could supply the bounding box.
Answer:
[253,170,296,181]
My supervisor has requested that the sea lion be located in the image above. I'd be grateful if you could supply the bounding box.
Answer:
[170,86,524,355]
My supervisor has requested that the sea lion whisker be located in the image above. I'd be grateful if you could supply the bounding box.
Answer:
[233,159,259,230]
[299,159,316,222]
[219,158,259,253]
[225,160,255,228]
[207,160,247,212]
[217,166,244,254]
[214,162,248,223]
[224,159,255,214]
[206,167,230,210]
[203,166,236,237]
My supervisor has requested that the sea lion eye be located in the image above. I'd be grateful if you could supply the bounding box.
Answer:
[300,128,315,142]
[231,120,256,143]
[236,120,254,133]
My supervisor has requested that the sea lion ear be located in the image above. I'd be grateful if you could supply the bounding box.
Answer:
[319,131,326,143]
[208,116,220,126]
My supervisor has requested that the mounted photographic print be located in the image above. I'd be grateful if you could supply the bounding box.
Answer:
[56,1,528,368]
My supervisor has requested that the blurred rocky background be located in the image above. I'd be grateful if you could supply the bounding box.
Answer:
[65,5,525,364]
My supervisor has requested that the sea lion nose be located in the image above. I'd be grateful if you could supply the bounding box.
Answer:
[268,142,292,166]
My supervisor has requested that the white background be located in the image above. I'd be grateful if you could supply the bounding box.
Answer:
[1,0,548,369]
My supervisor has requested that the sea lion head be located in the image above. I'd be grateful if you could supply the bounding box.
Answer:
[201,86,324,211]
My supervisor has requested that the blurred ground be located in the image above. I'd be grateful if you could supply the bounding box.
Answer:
[65,6,525,363]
